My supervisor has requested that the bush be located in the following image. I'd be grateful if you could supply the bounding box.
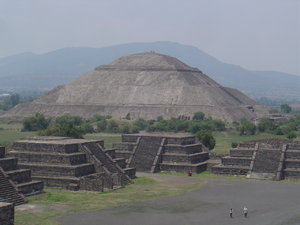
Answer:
[192,112,205,121]
[107,120,119,133]
[231,142,238,148]
[287,132,297,140]
[22,113,51,131]
[97,120,107,132]
[237,119,256,135]
[81,123,95,133]
[40,115,85,138]
[196,130,216,150]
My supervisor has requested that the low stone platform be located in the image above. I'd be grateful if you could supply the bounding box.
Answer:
[212,139,300,180]
[9,137,135,191]
[113,133,209,173]
[0,202,14,225]
[0,146,43,205]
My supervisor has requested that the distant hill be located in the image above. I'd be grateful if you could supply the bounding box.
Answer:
[0,41,299,100]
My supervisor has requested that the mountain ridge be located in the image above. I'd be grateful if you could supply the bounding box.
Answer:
[0,41,299,99]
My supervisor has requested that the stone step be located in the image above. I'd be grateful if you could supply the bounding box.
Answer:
[211,165,250,175]
[123,167,136,179]
[104,149,116,158]
[6,169,32,184]
[18,163,96,177]
[229,149,255,157]
[8,151,87,165]
[161,152,209,164]
[13,142,80,154]
[0,147,5,158]
[221,156,252,166]
[16,180,44,196]
[163,144,203,154]
[285,150,300,159]
[0,157,18,171]
[32,175,80,189]
[113,142,136,152]
[114,158,126,169]
[284,159,300,169]
[160,161,207,173]
[283,168,300,178]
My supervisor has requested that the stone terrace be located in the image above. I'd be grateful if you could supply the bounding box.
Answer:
[113,133,209,173]
[0,146,43,205]
[212,139,300,180]
[8,137,135,191]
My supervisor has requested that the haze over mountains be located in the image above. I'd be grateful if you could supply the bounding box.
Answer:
[0,41,299,100]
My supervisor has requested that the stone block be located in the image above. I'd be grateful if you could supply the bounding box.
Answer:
[0,202,14,225]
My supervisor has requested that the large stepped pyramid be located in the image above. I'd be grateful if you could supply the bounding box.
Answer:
[4,52,269,122]
[8,137,135,191]
[113,133,209,173]
[0,146,43,205]
[212,139,300,180]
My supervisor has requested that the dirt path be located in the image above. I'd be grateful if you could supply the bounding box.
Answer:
[56,174,300,225]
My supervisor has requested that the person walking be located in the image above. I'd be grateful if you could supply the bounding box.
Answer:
[243,206,248,218]
[229,208,233,218]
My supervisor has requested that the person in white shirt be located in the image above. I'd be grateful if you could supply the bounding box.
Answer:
[243,206,248,218]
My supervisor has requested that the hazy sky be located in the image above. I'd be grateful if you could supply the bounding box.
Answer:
[0,0,299,75]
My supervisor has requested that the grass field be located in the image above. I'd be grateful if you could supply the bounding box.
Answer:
[15,176,204,225]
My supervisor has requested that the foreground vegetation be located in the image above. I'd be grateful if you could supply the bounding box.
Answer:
[15,176,204,225]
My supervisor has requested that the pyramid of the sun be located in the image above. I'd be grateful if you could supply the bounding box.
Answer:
[5,52,269,122]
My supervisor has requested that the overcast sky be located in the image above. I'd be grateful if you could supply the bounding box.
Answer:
[0,0,299,75]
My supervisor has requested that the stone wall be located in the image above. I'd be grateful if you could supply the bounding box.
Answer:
[0,202,14,225]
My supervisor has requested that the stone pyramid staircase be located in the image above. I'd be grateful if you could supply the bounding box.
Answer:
[114,134,209,173]
[284,143,300,179]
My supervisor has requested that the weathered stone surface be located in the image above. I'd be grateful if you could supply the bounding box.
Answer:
[3,52,269,122]
[0,202,14,225]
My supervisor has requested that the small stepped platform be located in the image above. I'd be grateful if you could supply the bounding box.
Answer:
[11,137,135,191]
[0,146,44,205]
[113,133,209,173]
[212,139,300,181]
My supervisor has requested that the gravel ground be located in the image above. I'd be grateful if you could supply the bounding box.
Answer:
[56,175,300,225]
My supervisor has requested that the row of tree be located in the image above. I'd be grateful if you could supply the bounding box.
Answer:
[236,116,299,139]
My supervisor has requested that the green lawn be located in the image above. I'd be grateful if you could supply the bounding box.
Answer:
[84,133,121,148]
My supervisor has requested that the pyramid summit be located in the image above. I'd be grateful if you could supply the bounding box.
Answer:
[4,52,269,122]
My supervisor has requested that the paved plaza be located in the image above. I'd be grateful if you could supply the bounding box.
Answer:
[57,177,300,225]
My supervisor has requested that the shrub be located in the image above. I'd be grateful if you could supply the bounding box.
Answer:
[192,112,205,121]
[287,132,297,140]
[196,130,216,150]
[22,113,51,131]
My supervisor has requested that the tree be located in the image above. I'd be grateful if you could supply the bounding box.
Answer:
[22,113,50,131]
[287,132,297,140]
[237,119,256,135]
[97,120,107,132]
[281,104,292,113]
[107,120,119,133]
[39,115,85,138]
[192,112,205,121]
[196,130,216,150]
[257,118,277,132]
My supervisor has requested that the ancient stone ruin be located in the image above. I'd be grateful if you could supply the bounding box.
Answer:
[8,137,135,192]
[0,146,43,205]
[0,202,14,225]
[3,52,269,122]
[113,133,209,173]
[212,139,300,180]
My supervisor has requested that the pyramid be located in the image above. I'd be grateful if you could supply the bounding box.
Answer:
[4,52,269,122]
